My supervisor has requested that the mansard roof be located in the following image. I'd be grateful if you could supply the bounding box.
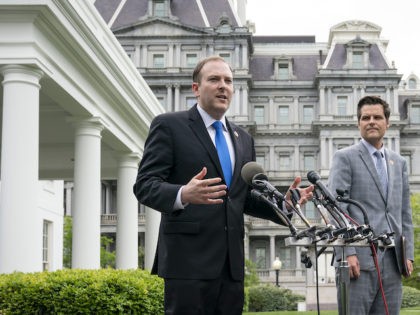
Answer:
[94,0,240,31]
[250,54,321,81]
[325,42,389,70]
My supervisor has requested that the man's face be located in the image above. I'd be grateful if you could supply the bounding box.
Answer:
[192,60,233,120]
[358,104,389,149]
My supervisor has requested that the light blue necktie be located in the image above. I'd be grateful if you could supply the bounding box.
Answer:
[212,121,232,188]
[374,150,388,197]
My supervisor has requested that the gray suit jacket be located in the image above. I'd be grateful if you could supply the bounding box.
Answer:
[328,141,414,273]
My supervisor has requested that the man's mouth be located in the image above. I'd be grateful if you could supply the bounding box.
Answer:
[216,95,227,100]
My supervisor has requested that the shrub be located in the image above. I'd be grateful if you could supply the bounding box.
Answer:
[402,285,420,308]
[0,269,164,314]
[248,284,305,312]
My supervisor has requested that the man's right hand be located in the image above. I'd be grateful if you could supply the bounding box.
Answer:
[181,167,227,205]
[347,255,360,279]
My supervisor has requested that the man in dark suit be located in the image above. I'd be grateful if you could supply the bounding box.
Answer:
[133,56,313,314]
[328,96,414,314]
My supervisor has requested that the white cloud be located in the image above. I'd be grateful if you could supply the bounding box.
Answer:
[247,0,420,78]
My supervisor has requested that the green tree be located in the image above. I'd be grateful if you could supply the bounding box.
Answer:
[63,215,72,268]
[245,259,259,287]
[402,193,420,290]
[62,215,116,268]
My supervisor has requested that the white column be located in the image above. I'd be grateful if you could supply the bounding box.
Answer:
[166,84,173,112]
[393,86,399,114]
[242,86,248,116]
[71,118,104,269]
[116,153,141,269]
[270,235,276,263]
[242,45,248,69]
[145,206,161,270]
[320,136,327,170]
[168,44,174,68]
[293,96,299,126]
[319,86,325,114]
[0,65,43,273]
[174,84,180,111]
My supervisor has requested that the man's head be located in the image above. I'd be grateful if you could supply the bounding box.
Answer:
[357,96,390,149]
[192,56,234,120]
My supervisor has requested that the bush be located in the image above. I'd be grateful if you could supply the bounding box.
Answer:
[402,285,420,308]
[0,269,164,314]
[248,284,305,312]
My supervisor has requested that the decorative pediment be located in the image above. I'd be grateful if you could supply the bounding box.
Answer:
[113,18,210,37]
[332,20,381,33]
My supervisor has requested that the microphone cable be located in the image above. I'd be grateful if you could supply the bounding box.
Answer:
[370,243,390,315]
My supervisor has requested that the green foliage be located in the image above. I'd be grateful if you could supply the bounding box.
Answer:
[248,284,305,312]
[245,259,259,287]
[0,269,164,315]
[101,236,116,268]
[63,215,72,268]
[402,286,420,308]
[403,193,420,290]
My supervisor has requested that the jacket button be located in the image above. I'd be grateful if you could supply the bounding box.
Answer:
[224,226,228,231]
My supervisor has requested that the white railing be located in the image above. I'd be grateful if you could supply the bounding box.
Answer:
[100,213,146,225]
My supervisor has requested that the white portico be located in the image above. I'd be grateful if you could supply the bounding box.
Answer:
[0,0,163,273]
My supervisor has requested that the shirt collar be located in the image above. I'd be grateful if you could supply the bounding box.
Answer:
[361,138,385,157]
[197,104,227,130]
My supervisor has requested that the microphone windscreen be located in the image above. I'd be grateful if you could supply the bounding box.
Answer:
[307,170,320,184]
[241,161,265,184]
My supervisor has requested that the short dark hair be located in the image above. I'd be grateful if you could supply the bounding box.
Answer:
[192,56,232,83]
[357,95,391,121]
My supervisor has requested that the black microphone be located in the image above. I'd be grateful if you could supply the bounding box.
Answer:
[241,162,285,201]
[307,171,336,203]
[241,161,264,185]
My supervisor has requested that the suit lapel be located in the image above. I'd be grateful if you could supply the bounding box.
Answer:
[226,119,242,188]
[188,105,225,180]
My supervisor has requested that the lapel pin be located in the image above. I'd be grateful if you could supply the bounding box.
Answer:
[234,131,239,138]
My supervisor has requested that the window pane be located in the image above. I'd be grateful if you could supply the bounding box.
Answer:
[254,106,264,124]
[352,52,363,68]
[411,105,420,124]
[304,202,316,219]
[408,79,416,89]
[186,54,197,67]
[304,155,315,171]
[278,64,288,80]
[153,54,165,68]
[278,106,289,124]
[279,155,290,170]
[337,96,347,115]
[303,106,314,124]
[153,2,165,16]
[255,247,266,269]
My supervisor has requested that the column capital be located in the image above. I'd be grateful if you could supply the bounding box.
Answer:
[117,152,141,168]
[67,117,106,137]
[1,64,43,88]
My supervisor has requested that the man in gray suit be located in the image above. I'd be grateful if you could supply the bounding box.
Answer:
[328,95,414,315]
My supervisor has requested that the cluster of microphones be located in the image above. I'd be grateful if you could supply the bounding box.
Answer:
[241,161,395,268]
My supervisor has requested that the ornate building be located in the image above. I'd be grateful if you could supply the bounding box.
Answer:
[93,0,420,309]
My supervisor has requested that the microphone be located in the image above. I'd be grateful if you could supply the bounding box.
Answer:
[307,171,336,203]
[241,161,264,185]
[241,162,284,201]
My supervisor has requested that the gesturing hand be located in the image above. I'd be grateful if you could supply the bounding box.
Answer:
[181,167,228,205]
[285,176,314,206]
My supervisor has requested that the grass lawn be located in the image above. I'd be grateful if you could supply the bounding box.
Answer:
[243,308,420,315]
